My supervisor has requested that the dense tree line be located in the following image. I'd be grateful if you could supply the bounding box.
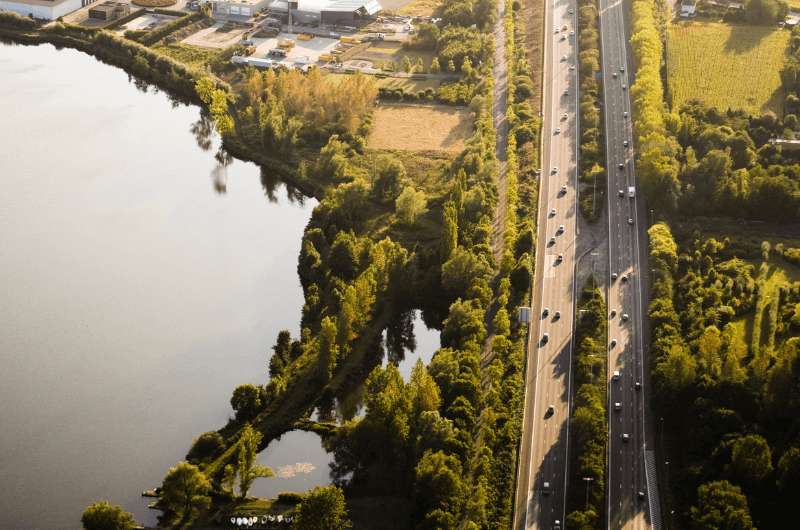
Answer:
[647,222,800,529]
[565,283,608,529]
[576,0,605,221]
[662,102,800,221]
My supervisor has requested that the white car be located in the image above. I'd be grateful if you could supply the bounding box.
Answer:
[612,370,620,380]
[614,402,622,411]
[561,112,568,120]
[550,208,557,216]
[623,140,629,147]
[610,338,617,347]
[554,127,561,134]
[557,224,565,234]
[628,217,634,225]
[563,88,569,96]
[622,84,627,90]
[623,111,628,118]
[613,72,618,78]
[552,166,558,173]
[622,433,630,442]
[622,313,629,321]
[568,7,574,13]
[620,66,625,72]
[561,54,568,61]
[549,236,556,245]
[560,184,568,194]
[569,64,575,70]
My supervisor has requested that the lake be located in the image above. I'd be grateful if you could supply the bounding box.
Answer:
[0,42,328,528]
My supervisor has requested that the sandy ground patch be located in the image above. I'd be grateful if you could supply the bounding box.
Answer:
[122,13,180,31]
[182,21,250,48]
[368,104,471,152]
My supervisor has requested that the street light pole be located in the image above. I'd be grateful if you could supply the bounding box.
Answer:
[582,477,594,509]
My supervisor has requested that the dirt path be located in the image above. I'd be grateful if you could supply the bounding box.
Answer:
[491,0,510,265]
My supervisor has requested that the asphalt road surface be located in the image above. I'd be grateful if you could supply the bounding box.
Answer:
[598,0,654,528]
[512,0,579,528]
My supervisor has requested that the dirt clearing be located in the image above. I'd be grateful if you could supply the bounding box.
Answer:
[368,104,471,152]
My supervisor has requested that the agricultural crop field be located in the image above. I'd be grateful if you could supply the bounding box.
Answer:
[368,104,471,152]
[667,22,789,115]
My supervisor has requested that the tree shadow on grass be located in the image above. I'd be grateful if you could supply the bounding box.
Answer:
[723,23,774,54]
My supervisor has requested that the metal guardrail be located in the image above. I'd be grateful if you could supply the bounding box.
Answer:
[644,450,663,530]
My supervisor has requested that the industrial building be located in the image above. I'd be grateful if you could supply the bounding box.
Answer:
[210,0,270,17]
[0,0,98,20]
[88,0,129,20]
[266,0,380,25]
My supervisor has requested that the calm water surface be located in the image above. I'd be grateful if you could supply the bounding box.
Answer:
[0,43,332,528]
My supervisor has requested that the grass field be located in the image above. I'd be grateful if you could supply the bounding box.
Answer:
[352,42,435,71]
[397,0,440,16]
[151,43,221,67]
[667,22,789,115]
[368,104,471,152]
[377,76,442,91]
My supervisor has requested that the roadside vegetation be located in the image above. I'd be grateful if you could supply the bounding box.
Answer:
[576,0,605,221]
[627,0,800,527]
[667,22,788,115]
[565,281,608,529]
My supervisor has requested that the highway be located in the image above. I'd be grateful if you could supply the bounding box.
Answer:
[512,0,579,527]
[598,0,656,528]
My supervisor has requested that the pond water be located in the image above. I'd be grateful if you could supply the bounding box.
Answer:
[0,42,329,528]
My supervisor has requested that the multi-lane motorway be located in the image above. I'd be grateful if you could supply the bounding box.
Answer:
[598,0,657,527]
[512,0,579,527]
[514,0,662,527]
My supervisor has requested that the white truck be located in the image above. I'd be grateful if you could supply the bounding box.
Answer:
[628,186,635,198]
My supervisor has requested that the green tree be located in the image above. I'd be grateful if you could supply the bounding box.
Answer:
[294,485,352,530]
[396,186,428,225]
[402,55,413,73]
[372,155,407,203]
[230,384,263,422]
[81,501,136,530]
[328,232,360,281]
[236,423,274,498]
[730,434,773,483]
[161,462,211,521]
[441,298,486,350]
[745,0,784,24]
[414,450,466,521]
[690,480,755,530]
[430,56,441,73]
[187,431,224,463]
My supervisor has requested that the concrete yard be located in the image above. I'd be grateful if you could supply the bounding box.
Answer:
[183,21,251,48]
[122,12,180,31]
[250,32,339,63]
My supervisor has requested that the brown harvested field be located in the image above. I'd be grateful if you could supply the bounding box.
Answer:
[368,104,472,152]
[352,41,435,70]
[518,0,544,112]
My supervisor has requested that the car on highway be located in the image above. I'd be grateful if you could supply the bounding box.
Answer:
[612,71,617,78]
[560,34,566,41]
[554,310,561,320]
[614,402,622,411]
[621,274,628,282]
[550,208,557,217]
[553,520,561,530]
[623,140,629,147]
[618,163,624,170]
[563,88,569,96]
[568,7,573,13]
[628,217,634,225]
[622,84,627,90]
[622,433,630,442]
[623,111,628,118]
[638,491,646,501]
[610,309,616,318]
[618,189,624,197]
[635,381,642,391]
[628,187,635,198]
[557,224,565,234]
[554,127,561,134]
[569,30,574,36]
[542,481,552,495]
[561,54,567,61]
[612,370,620,380]
[610,338,617,347]
[549,236,556,246]
[561,112,568,120]
[541,333,549,345]
[555,26,560,33]
[545,405,555,417]
[552,166,558,173]
[569,64,575,70]
[543,307,550,317]
[611,272,618,280]
[562,24,568,31]
[622,313,629,321]
[556,253,564,263]
[560,184,567,194]
[620,66,625,72]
